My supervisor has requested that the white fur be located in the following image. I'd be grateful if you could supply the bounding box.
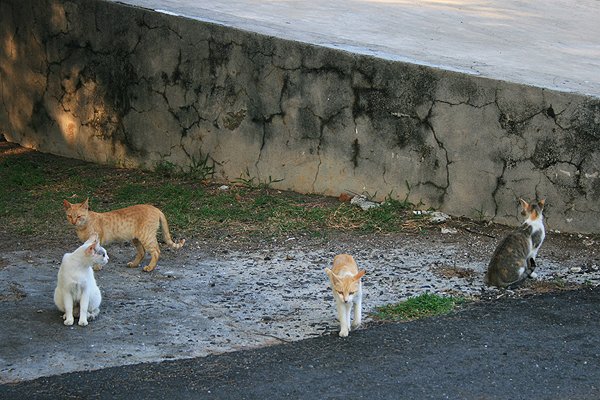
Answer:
[525,208,546,280]
[528,216,546,259]
[54,236,108,326]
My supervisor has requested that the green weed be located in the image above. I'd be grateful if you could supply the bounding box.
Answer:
[186,154,215,181]
[472,205,488,222]
[373,293,466,321]
[233,167,284,189]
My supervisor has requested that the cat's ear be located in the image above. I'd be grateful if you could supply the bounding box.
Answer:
[519,198,531,216]
[324,268,338,283]
[63,199,72,210]
[354,270,366,281]
[519,198,530,210]
[85,242,96,256]
[538,199,545,209]
[82,198,90,210]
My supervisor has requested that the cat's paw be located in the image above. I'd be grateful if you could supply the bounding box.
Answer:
[529,272,538,279]
[78,318,88,327]
[142,265,156,272]
[126,262,138,268]
[93,264,103,271]
[339,329,349,337]
[64,317,74,326]
[351,321,361,329]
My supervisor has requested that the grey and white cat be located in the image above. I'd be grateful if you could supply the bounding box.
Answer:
[54,234,109,326]
[485,199,546,288]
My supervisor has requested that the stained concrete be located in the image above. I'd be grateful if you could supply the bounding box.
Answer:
[118,0,600,97]
[1,0,600,234]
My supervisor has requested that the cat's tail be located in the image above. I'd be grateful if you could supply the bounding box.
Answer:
[159,212,185,249]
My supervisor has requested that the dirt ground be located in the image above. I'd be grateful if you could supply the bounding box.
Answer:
[1,207,599,383]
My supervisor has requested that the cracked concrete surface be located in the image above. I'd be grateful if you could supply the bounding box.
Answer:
[1,0,600,233]
[2,228,599,383]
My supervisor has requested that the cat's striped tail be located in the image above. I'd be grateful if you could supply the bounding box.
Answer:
[159,212,185,249]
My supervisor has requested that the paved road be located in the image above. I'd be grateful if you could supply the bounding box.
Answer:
[3,287,600,399]
[113,0,600,97]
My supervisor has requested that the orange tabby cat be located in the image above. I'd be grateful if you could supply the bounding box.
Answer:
[63,198,185,272]
[325,254,366,337]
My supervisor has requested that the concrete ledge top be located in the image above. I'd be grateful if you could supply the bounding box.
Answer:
[112,0,600,98]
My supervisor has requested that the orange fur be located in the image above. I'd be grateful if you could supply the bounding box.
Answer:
[326,254,365,302]
[63,198,185,272]
[325,254,366,337]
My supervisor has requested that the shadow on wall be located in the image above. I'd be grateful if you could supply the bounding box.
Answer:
[0,0,140,166]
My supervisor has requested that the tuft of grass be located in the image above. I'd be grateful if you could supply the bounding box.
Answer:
[233,167,284,189]
[154,155,216,181]
[472,205,489,223]
[373,293,466,321]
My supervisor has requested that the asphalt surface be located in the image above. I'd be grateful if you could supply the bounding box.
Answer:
[3,287,600,399]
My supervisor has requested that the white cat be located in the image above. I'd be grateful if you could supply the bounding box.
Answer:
[325,254,366,337]
[54,234,108,326]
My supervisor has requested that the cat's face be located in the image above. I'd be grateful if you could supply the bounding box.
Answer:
[84,236,109,266]
[63,199,90,227]
[520,198,545,220]
[327,270,365,303]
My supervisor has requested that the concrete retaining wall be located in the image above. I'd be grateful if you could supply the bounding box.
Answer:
[2,0,599,233]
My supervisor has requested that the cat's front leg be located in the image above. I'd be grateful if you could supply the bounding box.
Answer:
[78,291,90,326]
[339,303,351,337]
[352,296,362,329]
[63,293,75,326]
[527,258,538,279]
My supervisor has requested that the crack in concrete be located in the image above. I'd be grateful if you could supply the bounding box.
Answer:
[138,14,183,40]
[423,101,450,194]
[491,158,508,219]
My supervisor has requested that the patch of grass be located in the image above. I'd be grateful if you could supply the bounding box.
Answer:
[1,158,46,187]
[0,142,430,240]
[373,293,466,321]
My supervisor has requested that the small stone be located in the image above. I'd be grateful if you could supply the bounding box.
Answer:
[350,195,381,211]
[430,211,451,223]
[218,185,229,191]
[441,227,458,234]
[570,267,582,273]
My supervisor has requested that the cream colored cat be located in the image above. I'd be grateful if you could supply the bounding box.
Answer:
[325,254,366,337]
[54,234,108,326]
[63,198,185,272]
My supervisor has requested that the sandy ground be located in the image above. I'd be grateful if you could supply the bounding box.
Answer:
[1,219,598,383]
